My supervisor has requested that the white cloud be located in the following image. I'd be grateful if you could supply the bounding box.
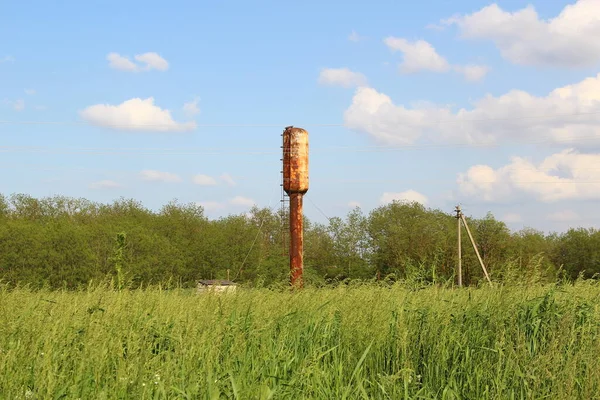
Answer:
[89,180,122,189]
[107,52,169,72]
[444,0,600,67]
[134,52,169,71]
[24,89,36,95]
[192,174,217,186]
[196,201,225,211]
[0,55,14,63]
[195,196,255,212]
[384,37,488,81]
[107,53,138,72]
[140,170,182,183]
[384,37,450,73]
[453,64,489,82]
[348,201,362,208]
[502,213,522,223]
[80,97,195,132]
[425,23,445,31]
[547,210,580,222]
[344,87,432,145]
[380,190,428,205]
[457,164,508,202]
[13,99,24,111]
[220,173,236,186]
[458,149,600,203]
[348,31,362,42]
[191,173,235,186]
[318,68,368,88]
[183,97,200,117]
[229,196,255,207]
[344,72,600,146]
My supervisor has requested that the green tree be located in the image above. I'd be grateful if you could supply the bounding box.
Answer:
[462,212,511,284]
[367,201,454,282]
[552,228,600,279]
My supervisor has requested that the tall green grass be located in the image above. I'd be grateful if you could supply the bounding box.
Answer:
[1,282,599,399]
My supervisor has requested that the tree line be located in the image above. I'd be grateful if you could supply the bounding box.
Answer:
[0,193,598,289]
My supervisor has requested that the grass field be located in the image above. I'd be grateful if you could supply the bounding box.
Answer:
[1,282,599,399]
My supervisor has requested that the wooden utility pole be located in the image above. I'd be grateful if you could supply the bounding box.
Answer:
[455,205,492,285]
[455,206,462,287]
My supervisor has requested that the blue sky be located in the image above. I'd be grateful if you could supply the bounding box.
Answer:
[2,0,600,232]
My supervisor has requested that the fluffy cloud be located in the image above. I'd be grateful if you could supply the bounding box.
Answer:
[0,55,14,63]
[425,23,445,31]
[134,53,169,71]
[458,149,600,202]
[344,72,600,146]
[192,174,217,186]
[140,170,181,183]
[195,196,255,212]
[384,37,450,73]
[191,173,236,186]
[24,89,35,95]
[547,210,580,222]
[80,97,196,132]
[348,201,362,208]
[502,213,523,223]
[107,53,138,72]
[457,164,509,202]
[183,97,200,117]
[444,0,600,67]
[380,190,428,205]
[453,65,490,82]
[318,68,368,88]
[220,173,236,186]
[384,37,488,81]
[107,52,169,72]
[229,196,255,207]
[343,87,433,145]
[89,180,122,189]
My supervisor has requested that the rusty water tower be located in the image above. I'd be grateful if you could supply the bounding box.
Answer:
[282,126,309,287]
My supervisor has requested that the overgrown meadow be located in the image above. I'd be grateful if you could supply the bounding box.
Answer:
[2,281,599,399]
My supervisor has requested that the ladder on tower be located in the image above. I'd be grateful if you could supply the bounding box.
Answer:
[280,130,289,257]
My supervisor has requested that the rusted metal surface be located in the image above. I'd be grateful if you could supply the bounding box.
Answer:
[283,127,309,195]
[289,193,304,288]
[282,126,309,288]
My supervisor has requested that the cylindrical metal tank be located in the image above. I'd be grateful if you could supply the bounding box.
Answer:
[283,127,309,195]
